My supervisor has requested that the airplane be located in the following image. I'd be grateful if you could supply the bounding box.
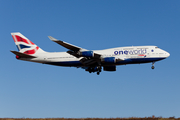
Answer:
[11,32,170,75]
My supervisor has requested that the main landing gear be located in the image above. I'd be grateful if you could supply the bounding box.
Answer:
[97,67,102,75]
[151,62,155,69]
[87,66,102,75]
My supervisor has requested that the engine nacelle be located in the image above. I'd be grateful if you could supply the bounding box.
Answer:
[103,66,116,71]
[101,57,116,63]
[79,51,94,57]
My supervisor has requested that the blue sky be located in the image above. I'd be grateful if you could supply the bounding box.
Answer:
[0,0,180,118]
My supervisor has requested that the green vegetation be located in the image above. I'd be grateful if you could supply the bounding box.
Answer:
[0,117,180,120]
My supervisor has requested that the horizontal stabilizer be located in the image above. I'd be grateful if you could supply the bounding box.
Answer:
[10,51,36,58]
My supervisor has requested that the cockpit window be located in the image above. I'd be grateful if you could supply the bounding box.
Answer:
[155,47,158,48]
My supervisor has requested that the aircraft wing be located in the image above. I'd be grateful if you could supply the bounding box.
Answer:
[48,36,86,52]
[48,36,102,65]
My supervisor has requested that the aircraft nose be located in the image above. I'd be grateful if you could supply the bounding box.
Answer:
[166,52,170,58]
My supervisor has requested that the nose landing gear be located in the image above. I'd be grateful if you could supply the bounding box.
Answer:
[151,62,155,69]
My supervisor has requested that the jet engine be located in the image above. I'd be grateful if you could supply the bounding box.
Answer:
[101,57,116,63]
[78,51,94,57]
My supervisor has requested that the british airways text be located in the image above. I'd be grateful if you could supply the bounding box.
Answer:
[114,49,147,55]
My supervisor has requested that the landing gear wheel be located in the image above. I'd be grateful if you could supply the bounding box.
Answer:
[151,66,155,69]
[96,66,102,75]
[151,62,155,69]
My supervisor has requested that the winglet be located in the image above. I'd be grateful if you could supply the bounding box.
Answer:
[48,36,58,41]
[48,36,82,51]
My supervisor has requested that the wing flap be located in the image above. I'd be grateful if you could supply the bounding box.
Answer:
[80,58,98,66]
[67,50,81,58]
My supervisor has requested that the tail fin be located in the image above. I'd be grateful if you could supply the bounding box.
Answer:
[11,32,45,55]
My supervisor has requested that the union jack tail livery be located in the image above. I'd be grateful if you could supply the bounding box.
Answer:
[11,32,45,56]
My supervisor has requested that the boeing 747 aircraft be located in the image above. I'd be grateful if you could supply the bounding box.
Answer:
[11,32,170,75]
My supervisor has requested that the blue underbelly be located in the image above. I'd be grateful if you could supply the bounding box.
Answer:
[117,57,165,65]
[45,57,165,67]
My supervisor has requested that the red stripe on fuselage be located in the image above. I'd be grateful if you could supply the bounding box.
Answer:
[138,54,145,56]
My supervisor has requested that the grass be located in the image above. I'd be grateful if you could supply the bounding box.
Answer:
[0,117,180,120]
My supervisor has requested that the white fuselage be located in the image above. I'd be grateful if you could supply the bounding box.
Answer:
[19,45,170,67]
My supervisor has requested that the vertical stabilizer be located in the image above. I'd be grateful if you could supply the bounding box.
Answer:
[11,32,45,55]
